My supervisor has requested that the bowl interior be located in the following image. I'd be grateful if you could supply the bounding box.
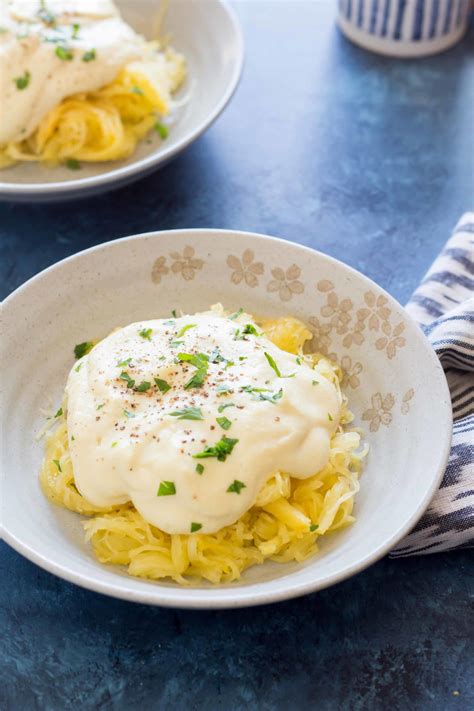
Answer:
[0,0,242,197]
[1,230,451,607]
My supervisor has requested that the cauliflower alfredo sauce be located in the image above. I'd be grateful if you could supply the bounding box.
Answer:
[41,306,367,585]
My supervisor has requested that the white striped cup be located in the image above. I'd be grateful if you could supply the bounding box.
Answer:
[338,0,471,57]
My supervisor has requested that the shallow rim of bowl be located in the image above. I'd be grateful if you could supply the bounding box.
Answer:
[0,1,244,201]
[1,229,452,608]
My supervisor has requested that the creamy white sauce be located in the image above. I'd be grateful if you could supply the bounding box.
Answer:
[0,0,143,144]
[66,312,341,534]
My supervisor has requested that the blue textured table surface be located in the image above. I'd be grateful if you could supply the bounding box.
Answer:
[1,3,473,710]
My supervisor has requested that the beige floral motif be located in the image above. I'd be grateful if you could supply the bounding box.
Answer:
[151,256,169,284]
[375,321,406,359]
[320,292,353,335]
[357,292,391,332]
[267,264,304,302]
[362,392,395,432]
[340,356,363,389]
[316,279,334,293]
[342,316,366,348]
[308,316,333,355]
[401,388,415,414]
[226,249,264,288]
[169,246,204,281]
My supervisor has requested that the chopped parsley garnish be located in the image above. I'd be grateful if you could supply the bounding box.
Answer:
[55,45,73,61]
[170,340,184,347]
[14,71,30,90]
[71,435,75,441]
[310,524,319,532]
[74,362,82,373]
[157,480,176,496]
[190,522,202,533]
[227,479,246,494]
[117,357,132,367]
[82,49,96,62]
[72,23,80,38]
[296,356,302,365]
[96,403,105,410]
[243,386,283,404]
[178,352,209,389]
[177,323,197,338]
[195,463,204,474]
[154,122,169,139]
[66,158,80,170]
[193,436,239,462]
[312,380,319,386]
[234,323,260,340]
[38,2,56,26]
[264,352,281,377]
[120,371,135,388]
[139,328,153,341]
[135,381,151,392]
[54,407,63,418]
[53,459,62,472]
[111,441,118,448]
[217,402,235,413]
[131,86,144,96]
[239,356,247,362]
[328,413,333,421]
[172,309,178,318]
[216,384,233,396]
[74,341,93,359]
[169,407,203,421]
[229,308,243,321]
[154,378,171,393]
[216,416,232,430]
[123,409,136,418]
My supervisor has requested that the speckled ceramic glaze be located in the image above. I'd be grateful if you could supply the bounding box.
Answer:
[1,230,452,608]
[0,0,243,202]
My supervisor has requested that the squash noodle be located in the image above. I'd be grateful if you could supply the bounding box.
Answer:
[0,43,186,168]
[40,316,367,585]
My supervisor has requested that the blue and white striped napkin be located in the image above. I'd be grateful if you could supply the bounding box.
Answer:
[391,213,473,556]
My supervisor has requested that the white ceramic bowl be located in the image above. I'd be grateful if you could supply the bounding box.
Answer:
[0,0,243,202]
[1,229,452,608]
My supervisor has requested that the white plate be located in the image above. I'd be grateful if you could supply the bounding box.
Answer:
[1,229,452,608]
[0,0,243,202]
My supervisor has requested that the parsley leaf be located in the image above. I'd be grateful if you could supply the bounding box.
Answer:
[82,49,96,62]
[169,407,203,421]
[54,407,63,418]
[154,122,169,139]
[123,409,136,418]
[117,357,132,367]
[312,380,319,386]
[227,479,246,494]
[66,158,80,170]
[264,352,281,377]
[120,371,135,389]
[71,22,80,38]
[234,323,260,340]
[74,341,93,359]
[243,386,283,404]
[229,308,243,321]
[139,328,153,340]
[190,522,202,532]
[154,378,171,393]
[196,463,204,474]
[193,436,239,462]
[135,381,151,392]
[53,459,62,472]
[310,524,319,532]
[176,323,197,338]
[217,402,235,413]
[216,416,232,430]
[14,71,30,90]
[178,352,209,389]
[328,413,333,421]
[55,45,73,60]
[157,480,176,496]
[131,85,144,96]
